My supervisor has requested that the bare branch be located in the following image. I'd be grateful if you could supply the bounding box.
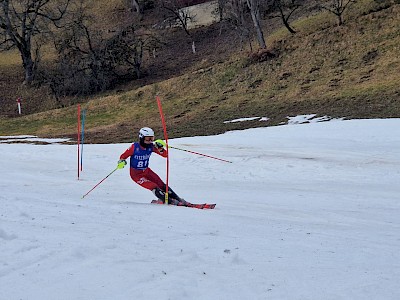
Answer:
[0,0,72,84]
[320,0,357,26]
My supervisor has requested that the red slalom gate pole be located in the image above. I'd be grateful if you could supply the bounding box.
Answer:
[156,96,169,205]
[169,145,232,163]
[80,109,86,172]
[77,104,81,180]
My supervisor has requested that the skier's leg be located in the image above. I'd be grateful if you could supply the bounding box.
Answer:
[133,168,189,206]
[130,168,159,190]
[162,184,191,205]
[163,184,180,199]
[145,168,166,189]
[152,187,165,201]
[152,187,181,205]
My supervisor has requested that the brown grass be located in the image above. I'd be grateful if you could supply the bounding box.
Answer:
[1,1,399,142]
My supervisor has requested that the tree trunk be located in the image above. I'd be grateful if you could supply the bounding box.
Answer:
[283,17,296,34]
[277,4,296,34]
[21,48,34,85]
[250,11,266,48]
[337,14,343,26]
[131,0,140,13]
[192,41,196,54]
[247,0,266,49]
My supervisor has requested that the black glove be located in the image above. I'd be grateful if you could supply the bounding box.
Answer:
[154,139,165,149]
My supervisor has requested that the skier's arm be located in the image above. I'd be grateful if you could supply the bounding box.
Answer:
[153,146,168,157]
[120,144,134,160]
[153,141,168,158]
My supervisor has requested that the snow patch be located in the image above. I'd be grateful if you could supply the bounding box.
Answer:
[224,117,261,123]
[287,114,344,125]
[0,135,70,144]
[224,114,343,125]
[0,119,399,300]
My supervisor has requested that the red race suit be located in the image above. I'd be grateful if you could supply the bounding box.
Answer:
[120,142,167,191]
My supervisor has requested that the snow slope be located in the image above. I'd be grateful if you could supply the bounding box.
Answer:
[1,119,399,300]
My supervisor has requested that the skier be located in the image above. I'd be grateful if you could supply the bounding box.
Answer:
[117,127,189,206]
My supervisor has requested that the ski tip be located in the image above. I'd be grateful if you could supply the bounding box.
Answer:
[151,199,164,204]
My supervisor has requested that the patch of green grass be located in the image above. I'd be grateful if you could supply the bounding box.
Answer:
[0,117,62,136]
[266,27,291,45]
[350,0,393,16]
[216,65,239,87]
[339,80,399,97]
[290,11,335,34]
[0,50,21,66]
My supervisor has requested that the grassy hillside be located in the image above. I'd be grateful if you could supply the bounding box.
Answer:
[0,0,399,143]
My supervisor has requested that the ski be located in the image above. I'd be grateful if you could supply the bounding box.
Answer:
[151,200,216,209]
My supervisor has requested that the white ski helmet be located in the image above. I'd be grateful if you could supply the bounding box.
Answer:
[139,127,154,139]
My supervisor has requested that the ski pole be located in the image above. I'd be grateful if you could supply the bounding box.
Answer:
[81,167,118,199]
[169,145,232,163]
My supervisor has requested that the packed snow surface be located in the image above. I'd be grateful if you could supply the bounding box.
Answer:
[1,119,399,300]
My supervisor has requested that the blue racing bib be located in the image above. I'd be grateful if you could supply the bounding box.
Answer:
[130,142,153,170]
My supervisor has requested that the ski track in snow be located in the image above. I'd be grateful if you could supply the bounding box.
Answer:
[1,119,400,300]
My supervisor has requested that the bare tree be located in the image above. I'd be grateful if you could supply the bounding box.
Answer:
[246,0,266,48]
[108,27,161,79]
[46,8,161,98]
[127,0,155,15]
[270,0,303,34]
[0,0,71,84]
[216,0,228,21]
[320,0,357,26]
[223,0,253,50]
[159,0,197,53]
